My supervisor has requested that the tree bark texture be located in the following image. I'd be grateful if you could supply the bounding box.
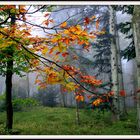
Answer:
[60,85,67,107]
[133,5,140,134]
[6,54,13,130]
[115,11,127,117]
[5,10,16,130]
[27,73,30,98]
[109,6,120,120]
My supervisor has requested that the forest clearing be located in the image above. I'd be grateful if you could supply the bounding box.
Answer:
[0,106,137,135]
[0,3,140,137]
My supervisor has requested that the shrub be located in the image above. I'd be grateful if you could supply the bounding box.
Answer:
[12,98,40,111]
[0,94,6,112]
[0,94,40,112]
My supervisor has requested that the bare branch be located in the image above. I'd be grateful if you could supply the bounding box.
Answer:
[25,5,48,15]
[14,9,85,33]
[0,16,10,25]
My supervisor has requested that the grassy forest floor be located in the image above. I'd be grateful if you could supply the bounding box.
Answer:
[0,106,138,135]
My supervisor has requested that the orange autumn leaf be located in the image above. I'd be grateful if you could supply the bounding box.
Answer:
[64,38,70,45]
[24,31,31,36]
[44,13,50,17]
[119,90,126,97]
[34,79,41,84]
[92,98,102,106]
[44,20,49,26]
[80,75,102,86]
[108,91,114,96]
[46,71,61,84]
[19,5,26,13]
[75,95,84,102]
[49,48,54,54]
[62,52,69,57]
[49,19,54,23]
[64,29,69,34]
[84,17,90,25]
[87,95,92,99]
[78,40,85,45]
[60,22,67,28]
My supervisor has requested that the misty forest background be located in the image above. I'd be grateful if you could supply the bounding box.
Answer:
[0,5,140,135]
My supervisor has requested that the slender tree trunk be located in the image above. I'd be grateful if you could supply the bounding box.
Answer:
[5,10,16,131]
[27,73,30,98]
[133,5,140,134]
[75,100,80,125]
[109,6,120,121]
[60,85,67,107]
[115,12,127,118]
[70,92,73,107]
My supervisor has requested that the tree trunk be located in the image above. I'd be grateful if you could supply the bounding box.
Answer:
[60,85,67,107]
[133,5,140,134]
[115,11,127,118]
[27,73,30,98]
[6,54,13,130]
[75,100,80,125]
[109,6,120,121]
[5,10,16,131]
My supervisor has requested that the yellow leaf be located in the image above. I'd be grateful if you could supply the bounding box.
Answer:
[44,67,50,73]
[71,35,77,40]
[90,15,96,20]
[76,25,81,30]
[60,22,67,28]
[64,29,69,34]
[65,82,76,92]
[76,30,82,35]
[47,71,60,84]
[42,47,48,55]
[51,37,58,43]
[70,26,76,32]
[58,44,67,52]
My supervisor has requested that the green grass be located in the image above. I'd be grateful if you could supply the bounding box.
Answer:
[0,106,138,135]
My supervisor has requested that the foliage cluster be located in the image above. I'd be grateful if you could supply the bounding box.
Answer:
[0,94,40,112]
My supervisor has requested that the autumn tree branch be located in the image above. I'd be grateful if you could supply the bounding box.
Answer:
[0,30,106,96]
